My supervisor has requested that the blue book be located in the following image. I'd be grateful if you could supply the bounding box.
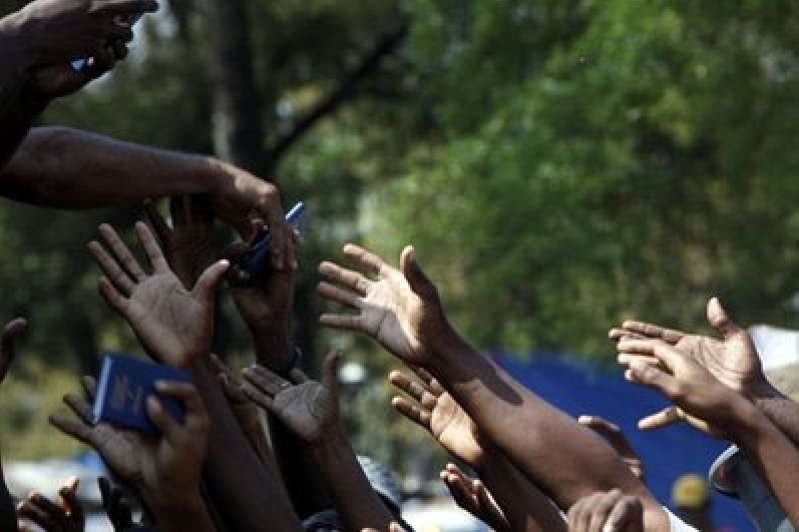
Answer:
[92,353,191,435]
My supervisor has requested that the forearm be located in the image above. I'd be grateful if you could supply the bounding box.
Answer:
[747,380,799,446]
[0,13,47,169]
[144,489,216,532]
[308,427,395,531]
[268,415,331,518]
[0,127,227,208]
[730,400,799,526]
[425,335,665,526]
[191,359,301,532]
[477,449,566,532]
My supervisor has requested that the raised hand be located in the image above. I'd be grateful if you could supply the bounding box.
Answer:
[617,338,746,437]
[9,0,159,97]
[88,221,229,367]
[609,297,764,395]
[50,377,211,522]
[145,195,218,289]
[228,220,298,371]
[567,489,643,532]
[389,366,486,467]
[241,351,341,444]
[16,477,84,532]
[440,463,510,532]
[577,416,644,481]
[318,244,454,367]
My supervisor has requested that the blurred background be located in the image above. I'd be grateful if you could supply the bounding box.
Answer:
[2,0,799,529]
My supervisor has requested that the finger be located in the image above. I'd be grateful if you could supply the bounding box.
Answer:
[391,396,430,429]
[144,200,171,245]
[318,312,363,332]
[578,415,620,435]
[63,391,95,424]
[317,281,362,309]
[88,241,136,296]
[17,500,60,531]
[59,477,84,524]
[153,381,209,437]
[218,372,247,403]
[97,223,148,282]
[388,370,423,400]
[209,353,233,379]
[109,38,129,61]
[81,376,97,401]
[317,262,372,296]
[616,338,680,366]
[607,328,644,341]
[0,317,26,382]
[400,246,438,300]
[341,243,386,277]
[587,491,621,532]
[48,413,95,446]
[404,363,436,387]
[240,382,275,412]
[97,276,129,316]
[89,42,117,74]
[260,201,287,270]
[29,492,66,523]
[99,0,159,17]
[192,259,230,303]
[605,494,642,532]
[637,406,683,431]
[146,395,184,443]
[320,350,342,401]
[134,221,170,273]
[616,353,661,368]
[619,320,685,344]
[288,367,310,384]
[242,364,290,396]
[707,297,751,345]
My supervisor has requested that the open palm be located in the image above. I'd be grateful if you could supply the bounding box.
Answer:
[89,222,228,367]
[611,297,763,393]
[390,367,485,467]
[318,244,451,367]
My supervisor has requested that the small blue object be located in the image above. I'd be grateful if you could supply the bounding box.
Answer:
[92,353,192,435]
[70,13,143,72]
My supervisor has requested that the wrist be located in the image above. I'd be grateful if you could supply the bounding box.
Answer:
[308,421,348,453]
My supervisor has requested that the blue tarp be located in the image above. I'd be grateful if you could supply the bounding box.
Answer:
[494,352,754,531]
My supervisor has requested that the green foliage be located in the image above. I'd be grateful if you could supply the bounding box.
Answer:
[4,0,799,468]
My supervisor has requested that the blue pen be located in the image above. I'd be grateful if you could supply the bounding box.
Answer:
[237,201,306,283]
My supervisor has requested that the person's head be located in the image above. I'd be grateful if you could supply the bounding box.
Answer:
[671,473,712,526]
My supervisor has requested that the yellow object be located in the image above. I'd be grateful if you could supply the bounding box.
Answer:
[671,473,710,508]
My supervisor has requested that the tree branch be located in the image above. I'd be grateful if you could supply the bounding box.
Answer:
[267,20,409,165]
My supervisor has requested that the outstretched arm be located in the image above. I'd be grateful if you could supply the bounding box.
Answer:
[618,337,799,526]
[317,244,667,528]
[1,127,294,267]
[241,351,397,531]
[390,366,565,531]
[0,0,157,166]
[88,220,301,531]
[610,297,799,446]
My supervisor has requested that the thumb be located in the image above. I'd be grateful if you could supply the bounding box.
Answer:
[193,259,230,301]
[707,297,745,341]
[321,350,342,399]
[400,245,437,299]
